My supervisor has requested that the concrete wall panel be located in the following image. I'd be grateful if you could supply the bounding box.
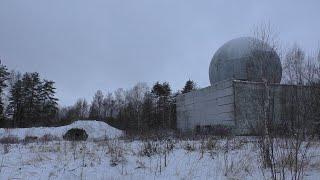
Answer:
[176,80,235,131]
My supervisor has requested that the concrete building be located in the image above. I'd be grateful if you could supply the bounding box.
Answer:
[176,37,319,134]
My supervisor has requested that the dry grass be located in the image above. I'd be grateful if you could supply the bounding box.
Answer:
[0,134,318,179]
[106,139,127,167]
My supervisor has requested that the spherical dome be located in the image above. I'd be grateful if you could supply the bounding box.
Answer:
[209,37,282,85]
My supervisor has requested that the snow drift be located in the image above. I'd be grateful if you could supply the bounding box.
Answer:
[0,120,123,140]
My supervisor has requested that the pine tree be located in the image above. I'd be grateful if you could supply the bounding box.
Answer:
[182,80,196,94]
[141,92,155,129]
[0,61,9,121]
[40,80,59,122]
[21,73,43,125]
[7,79,24,127]
[7,72,58,127]
[151,82,171,97]
[151,82,172,129]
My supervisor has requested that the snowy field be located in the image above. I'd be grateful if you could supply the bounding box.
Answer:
[0,121,320,180]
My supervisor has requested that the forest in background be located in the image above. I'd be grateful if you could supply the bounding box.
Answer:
[0,42,320,133]
[0,60,197,131]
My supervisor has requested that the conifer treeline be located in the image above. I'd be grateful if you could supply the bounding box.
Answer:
[0,61,59,128]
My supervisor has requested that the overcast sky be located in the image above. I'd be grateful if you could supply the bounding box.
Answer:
[1,0,320,106]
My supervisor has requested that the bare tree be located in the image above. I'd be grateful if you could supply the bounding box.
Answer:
[251,22,280,179]
[283,45,306,85]
[251,24,319,180]
[114,88,126,115]
[125,82,149,130]
[89,90,104,119]
[74,98,89,119]
[103,93,116,118]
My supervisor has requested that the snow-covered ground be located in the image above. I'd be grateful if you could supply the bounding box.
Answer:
[0,120,123,140]
[0,121,319,180]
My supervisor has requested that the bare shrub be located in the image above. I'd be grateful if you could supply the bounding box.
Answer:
[206,137,218,151]
[183,141,196,152]
[106,139,127,167]
[137,139,175,172]
[223,151,254,179]
[0,136,19,144]
[3,144,10,154]
[135,159,146,169]
[165,139,175,152]
[229,138,248,151]
[199,137,219,159]
[23,136,38,144]
[39,134,60,142]
[257,136,312,180]
[139,141,160,157]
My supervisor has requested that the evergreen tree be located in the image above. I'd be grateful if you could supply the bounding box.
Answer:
[7,79,24,127]
[182,79,196,94]
[151,82,172,129]
[8,72,58,127]
[21,73,43,125]
[0,61,9,122]
[141,92,155,129]
[151,82,171,97]
[40,80,59,122]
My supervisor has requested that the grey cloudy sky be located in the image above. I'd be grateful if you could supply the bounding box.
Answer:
[1,0,320,105]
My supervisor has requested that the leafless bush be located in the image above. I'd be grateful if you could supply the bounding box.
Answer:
[183,141,196,152]
[0,136,19,144]
[106,139,127,167]
[139,141,160,157]
[199,137,219,151]
[257,136,312,180]
[23,136,38,144]
[205,137,218,151]
[137,139,175,174]
[229,138,248,151]
[135,159,146,169]
[199,137,219,159]
[39,134,60,142]
[165,139,175,152]
[223,151,254,179]
[3,144,10,154]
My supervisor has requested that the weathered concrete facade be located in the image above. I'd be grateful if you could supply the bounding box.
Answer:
[177,37,319,134]
[176,80,320,134]
[233,81,320,134]
[176,80,235,132]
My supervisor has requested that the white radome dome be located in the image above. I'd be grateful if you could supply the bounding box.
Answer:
[209,37,282,85]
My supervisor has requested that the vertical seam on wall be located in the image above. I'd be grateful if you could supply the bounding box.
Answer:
[233,81,237,128]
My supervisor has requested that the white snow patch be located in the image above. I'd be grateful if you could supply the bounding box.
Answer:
[0,120,123,140]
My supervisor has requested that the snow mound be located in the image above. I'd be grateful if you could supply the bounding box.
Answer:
[0,120,123,140]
